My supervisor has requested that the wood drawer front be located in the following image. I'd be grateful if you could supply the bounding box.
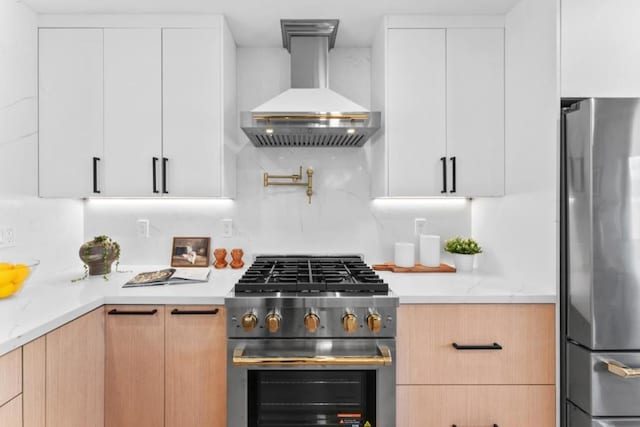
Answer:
[0,348,22,406]
[105,305,165,427]
[397,385,555,427]
[0,395,23,427]
[397,304,555,385]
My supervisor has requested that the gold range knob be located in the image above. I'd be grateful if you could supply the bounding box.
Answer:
[367,313,382,333]
[342,313,358,333]
[304,312,320,333]
[265,312,282,333]
[241,312,258,332]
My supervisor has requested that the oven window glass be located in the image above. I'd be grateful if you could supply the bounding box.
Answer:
[247,370,377,427]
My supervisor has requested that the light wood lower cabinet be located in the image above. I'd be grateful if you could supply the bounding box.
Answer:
[0,347,21,406]
[0,395,23,427]
[397,385,555,426]
[23,336,46,427]
[397,304,555,385]
[165,306,226,427]
[46,307,105,427]
[105,305,165,427]
[105,304,227,427]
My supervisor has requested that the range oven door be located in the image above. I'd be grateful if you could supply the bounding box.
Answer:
[227,338,395,427]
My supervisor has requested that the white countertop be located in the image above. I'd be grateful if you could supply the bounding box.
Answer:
[0,265,556,357]
[382,271,556,304]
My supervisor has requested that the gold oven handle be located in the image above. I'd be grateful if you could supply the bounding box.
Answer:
[607,360,640,378]
[232,345,393,367]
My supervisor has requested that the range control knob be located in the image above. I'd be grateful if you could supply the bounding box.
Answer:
[265,311,282,334]
[342,313,358,333]
[367,312,382,333]
[304,312,320,333]
[241,312,258,332]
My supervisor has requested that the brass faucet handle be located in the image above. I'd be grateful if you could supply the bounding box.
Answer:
[263,172,268,187]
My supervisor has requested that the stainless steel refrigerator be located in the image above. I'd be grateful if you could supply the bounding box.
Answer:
[562,98,640,426]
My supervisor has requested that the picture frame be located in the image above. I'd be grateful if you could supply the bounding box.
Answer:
[170,237,211,268]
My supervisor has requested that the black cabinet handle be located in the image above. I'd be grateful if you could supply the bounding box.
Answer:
[450,156,456,193]
[162,157,169,194]
[108,308,158,316]
[452,342,503,350]
[92,157,101,194]
[453,424,498,427]
[171,308,219,316]
[440,156,447,194]
[152,157,159,194]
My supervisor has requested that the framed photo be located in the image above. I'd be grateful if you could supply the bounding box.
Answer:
[171,237,211,268]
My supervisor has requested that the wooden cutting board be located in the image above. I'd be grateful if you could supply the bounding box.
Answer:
[372,262,456,273]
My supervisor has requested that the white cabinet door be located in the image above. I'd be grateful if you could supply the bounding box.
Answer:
[446,28,504,197]
[162,29,222,197]
[387,29,447,197]
[103,29,162,197]
[39,29,103,197]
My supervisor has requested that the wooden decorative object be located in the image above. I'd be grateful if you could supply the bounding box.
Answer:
[372,263,456,273]
[213,248,228,269]
[230,249,244,269]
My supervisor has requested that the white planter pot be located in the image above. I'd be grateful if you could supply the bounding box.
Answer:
[453,253,475,272]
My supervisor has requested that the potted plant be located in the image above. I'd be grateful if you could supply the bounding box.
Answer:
[73,235,121,282]
[444,237,482,272]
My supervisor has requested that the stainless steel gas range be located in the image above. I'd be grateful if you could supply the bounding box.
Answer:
[225,255,398,427]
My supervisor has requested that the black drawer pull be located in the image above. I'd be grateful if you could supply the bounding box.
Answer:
[152,157,159,194]
[450,156,456,193]
[108,309,158,316]
[92,157,101,194]
[171,308,219,316]
[440,156,447,194]
[453,424,498,427]
[452,342,503,350]
[162,157,169,194]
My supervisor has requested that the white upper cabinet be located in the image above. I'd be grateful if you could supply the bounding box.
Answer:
[387,29,446,197]
[562,0,640,97]
[39,29,104,198]
[446,28,504,197]
[162,29,222,197]
[370,19,505,198]
[103,29,162,197]
[38,17,237,198]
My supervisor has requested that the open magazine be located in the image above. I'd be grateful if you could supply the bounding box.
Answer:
[123,268,211,288]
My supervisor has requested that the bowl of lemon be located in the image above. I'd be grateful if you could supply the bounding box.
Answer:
[0,260,39,299]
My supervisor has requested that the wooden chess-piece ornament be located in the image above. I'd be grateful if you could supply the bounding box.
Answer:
[213,248,228,269]
[230,248,244,269]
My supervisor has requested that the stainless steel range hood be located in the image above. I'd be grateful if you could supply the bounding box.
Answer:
[241,19,381,148]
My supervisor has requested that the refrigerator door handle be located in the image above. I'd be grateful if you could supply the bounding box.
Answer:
[607,360,640,378]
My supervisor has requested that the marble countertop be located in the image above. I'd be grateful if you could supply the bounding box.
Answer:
[0,265,556,357]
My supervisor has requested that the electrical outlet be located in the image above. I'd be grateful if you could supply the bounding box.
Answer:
[414,218,427,236]
[222,219,233,238]
[0,227,16,249]
[5,228,15,245]
[137,219,150,238]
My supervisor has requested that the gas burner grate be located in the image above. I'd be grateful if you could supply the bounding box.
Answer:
[234,255,388,294]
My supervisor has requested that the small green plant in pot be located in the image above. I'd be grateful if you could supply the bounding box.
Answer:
[73,235,121,282]
[444,237,482,272]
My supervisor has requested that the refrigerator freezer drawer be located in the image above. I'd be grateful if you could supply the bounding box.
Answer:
[568,402,640,426]
[568,342,640,417]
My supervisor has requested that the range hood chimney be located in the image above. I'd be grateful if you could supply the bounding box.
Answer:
[240,19,381,147]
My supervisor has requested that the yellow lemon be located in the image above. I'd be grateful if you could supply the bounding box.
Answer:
[0,269,17,287]
[0,263,13,270]
[13,265,30,285]
[0,283,15,298]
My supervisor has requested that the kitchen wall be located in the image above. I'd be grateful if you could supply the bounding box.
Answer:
[85,47,471,265]
[0,0,84,274]
[471,0,559,287]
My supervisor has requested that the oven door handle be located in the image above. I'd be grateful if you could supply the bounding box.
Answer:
[232,344,393,367]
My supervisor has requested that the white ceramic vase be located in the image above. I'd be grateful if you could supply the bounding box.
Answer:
[453,253,475,272]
